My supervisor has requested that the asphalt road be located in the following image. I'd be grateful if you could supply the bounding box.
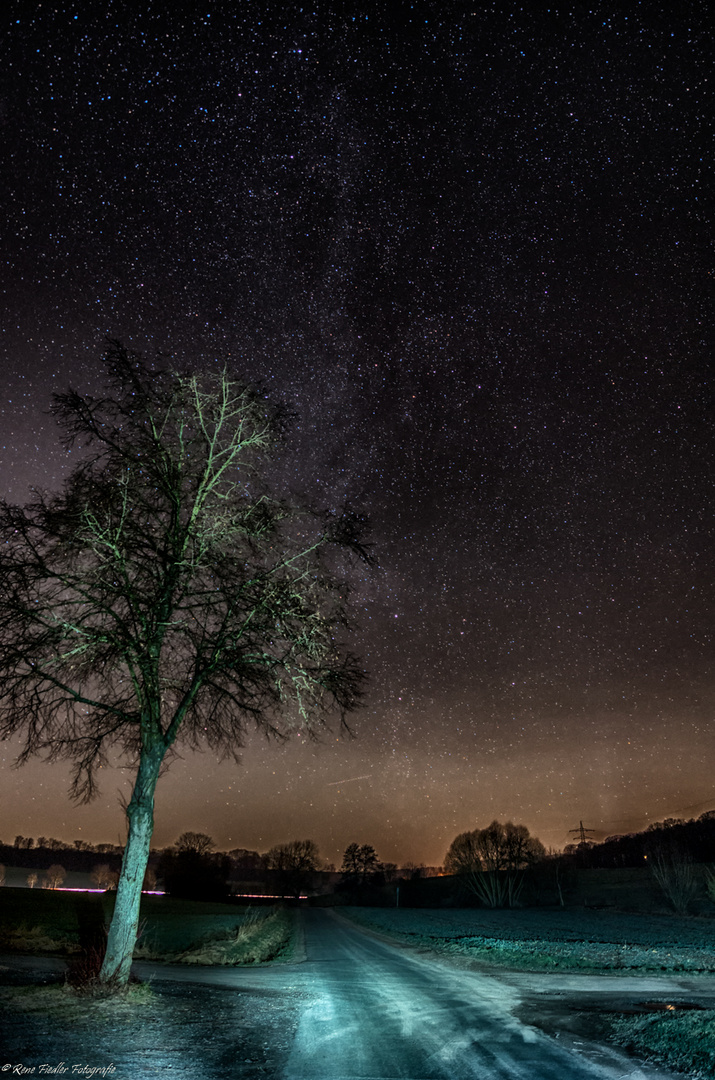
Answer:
[6,909,715,1079]
[273,910,700,1080]
[144,909,715,1080]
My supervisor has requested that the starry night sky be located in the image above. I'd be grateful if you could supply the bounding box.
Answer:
[1,2,712,866]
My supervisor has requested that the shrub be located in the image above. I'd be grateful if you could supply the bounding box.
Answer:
[704,866,715,905]
[648,849,698,915]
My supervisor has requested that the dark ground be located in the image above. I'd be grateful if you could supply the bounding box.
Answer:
[0,960,304,1079]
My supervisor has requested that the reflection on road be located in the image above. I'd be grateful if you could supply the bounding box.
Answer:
[282,909,680,1079]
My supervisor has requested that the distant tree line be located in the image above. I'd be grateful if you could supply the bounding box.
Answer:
[0,839,124,874]
[562,811,715,868]
[9,836,122,853]
[8,812,712,902]
[16,813,710,908]
[0,831,443,900]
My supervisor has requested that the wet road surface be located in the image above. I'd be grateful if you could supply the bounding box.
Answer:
[274,910,693,1079]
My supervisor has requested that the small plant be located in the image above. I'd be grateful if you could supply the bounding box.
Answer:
[233,906,266,941]
[66,944,106,990]
[648,848,698,915]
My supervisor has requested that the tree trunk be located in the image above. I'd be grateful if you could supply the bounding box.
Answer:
[100,743,163,985]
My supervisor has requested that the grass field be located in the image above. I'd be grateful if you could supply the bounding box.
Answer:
[0,887,294,964]
[341,906,715,974]
[608,1009,715,1079]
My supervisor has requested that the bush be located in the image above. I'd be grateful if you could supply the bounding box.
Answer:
[649,849,698,915]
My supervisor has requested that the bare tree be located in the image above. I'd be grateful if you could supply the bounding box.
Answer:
[175,832,216,857]
[445,821,545,908]
[649,847,698,915]
[90,863,119,890]
[44,864,66,889]
[27,871,38,888]
[0,344,368,986]
[0,865,5,887]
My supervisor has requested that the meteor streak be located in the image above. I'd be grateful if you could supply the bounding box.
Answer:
[327,774,371,786]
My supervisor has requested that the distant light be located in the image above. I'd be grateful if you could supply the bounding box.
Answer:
[232,893,308,899]
[54,887,166,895]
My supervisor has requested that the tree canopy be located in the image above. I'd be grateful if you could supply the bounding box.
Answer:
[0,343,369,983]
[264,838,320,898]
[175,832,216,857]
[444,820,545,908]
[340,842,380,884]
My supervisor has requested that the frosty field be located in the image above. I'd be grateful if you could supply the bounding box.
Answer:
[342,905,715,974]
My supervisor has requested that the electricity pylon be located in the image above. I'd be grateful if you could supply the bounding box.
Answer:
[569,820,596,845]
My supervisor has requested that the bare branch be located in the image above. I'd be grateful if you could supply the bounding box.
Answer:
[0,344,368,799]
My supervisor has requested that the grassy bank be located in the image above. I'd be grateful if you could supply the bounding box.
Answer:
[0,887,295,964]
[135,904,296,965]
[608,1009,715,1078]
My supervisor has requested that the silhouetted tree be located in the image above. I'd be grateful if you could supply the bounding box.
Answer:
[341,843,380,884]
[159,841,229,900]
[175,832,215,857]
[445,821,545,908]
[0,344,368,985]
[264,839,320,898]
[228,848,263,876]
